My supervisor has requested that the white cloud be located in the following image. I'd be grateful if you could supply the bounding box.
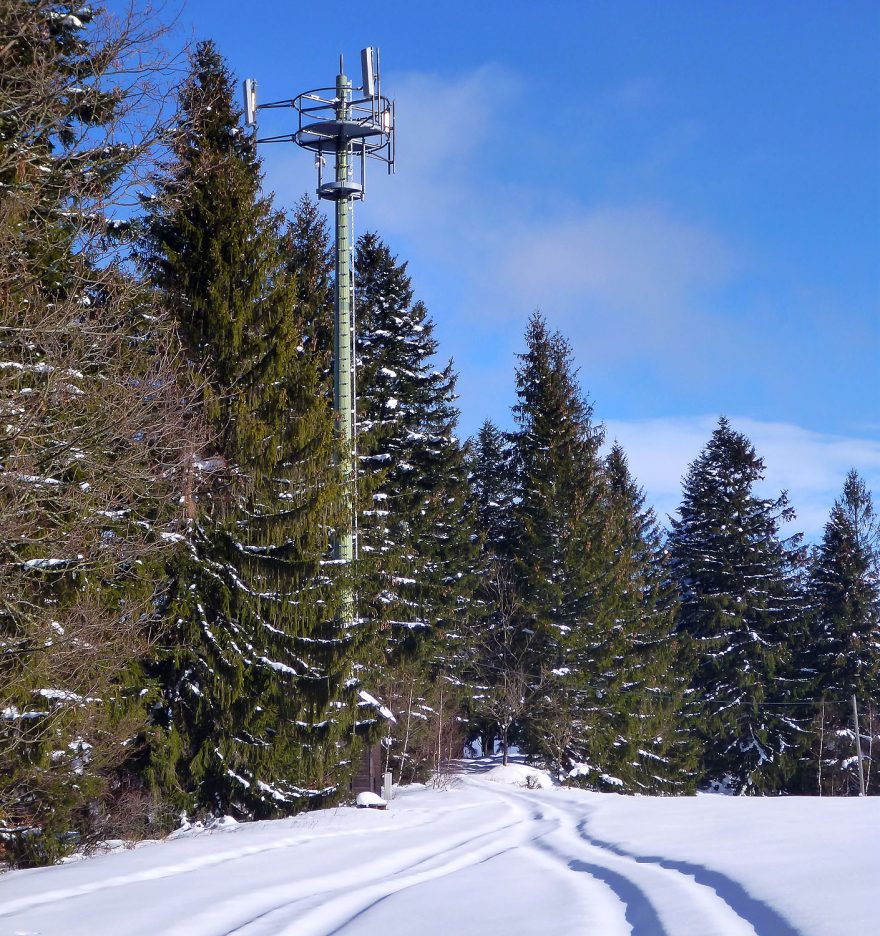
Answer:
[604,415,880,540]
[496,203,736,319]
[367,64,521,249]
[609,77,659,109]
[343,65,744,417]
[365,67,736,323]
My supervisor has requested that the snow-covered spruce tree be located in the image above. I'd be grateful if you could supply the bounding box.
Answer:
[0,1,200,865]
[601,444,697,793]
[459,420,519,756]
[509,313,625,785]
[668,417,807,794]
[140,42,365,817]
[803,470,880,795]
[353,232,477,779]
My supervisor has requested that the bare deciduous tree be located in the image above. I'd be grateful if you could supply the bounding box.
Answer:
[0,0,209,865]
[466,562,540,766]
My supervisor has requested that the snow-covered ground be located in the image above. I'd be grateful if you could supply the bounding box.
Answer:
[1,758,876,935]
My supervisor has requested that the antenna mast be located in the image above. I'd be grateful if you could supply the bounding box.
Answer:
[243,50,395,624]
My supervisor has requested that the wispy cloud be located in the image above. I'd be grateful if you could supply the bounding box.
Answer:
[492,204,738,369]
[366,64,522,270]
[499,206,734,314]
[350,65,746,409]
[608,77,660,109]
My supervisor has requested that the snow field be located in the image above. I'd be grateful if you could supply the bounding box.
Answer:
[0,760,876,935]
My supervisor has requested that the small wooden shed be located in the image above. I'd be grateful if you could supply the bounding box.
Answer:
[350,744,382,796]
[350,689,396,797]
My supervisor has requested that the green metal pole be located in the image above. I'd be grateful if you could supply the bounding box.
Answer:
[334,71,354,571]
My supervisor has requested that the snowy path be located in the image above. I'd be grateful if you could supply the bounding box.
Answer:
[0,760,876,935]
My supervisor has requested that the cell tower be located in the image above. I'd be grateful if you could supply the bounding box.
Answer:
[244,49,395,611]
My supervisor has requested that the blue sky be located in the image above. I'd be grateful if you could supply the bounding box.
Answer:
[159,0,879,538]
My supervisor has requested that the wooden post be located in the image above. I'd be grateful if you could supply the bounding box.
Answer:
[436,687,444,778]
[852,694,866,797]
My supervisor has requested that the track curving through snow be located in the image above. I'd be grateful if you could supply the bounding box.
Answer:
[484,781,797,936]
[0,761,867,935]
[283,776,787,936]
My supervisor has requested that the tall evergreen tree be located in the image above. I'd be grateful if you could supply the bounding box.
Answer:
[464,325,696,792]
[355,233,475,651]
[284,195,334,368]
[140,42,362,817]
[668,417,806,793]
[602,444,697,792]
[459,419,518,755]
[354,232,476,777]
[509,313,622,784]
[804,470,880,794]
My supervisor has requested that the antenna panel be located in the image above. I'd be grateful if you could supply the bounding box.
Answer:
[243,78,257,126]
[361,47,375,97]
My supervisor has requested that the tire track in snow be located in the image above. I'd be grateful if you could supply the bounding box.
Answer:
[255,792,631,936]
[574,818,800,936]
[270,840,526,936]
[495,788,676,936]
[220,826,525,936]
[267,796,583,936]
[166,792,532,936]
[486,782,762,936]
[0,807,435,923]
[0,777,805,936]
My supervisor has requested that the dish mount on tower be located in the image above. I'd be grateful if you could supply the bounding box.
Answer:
[243,47,395,201]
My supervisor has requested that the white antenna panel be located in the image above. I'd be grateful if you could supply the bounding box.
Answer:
[361,47,375,96]
[243,78,257,126]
